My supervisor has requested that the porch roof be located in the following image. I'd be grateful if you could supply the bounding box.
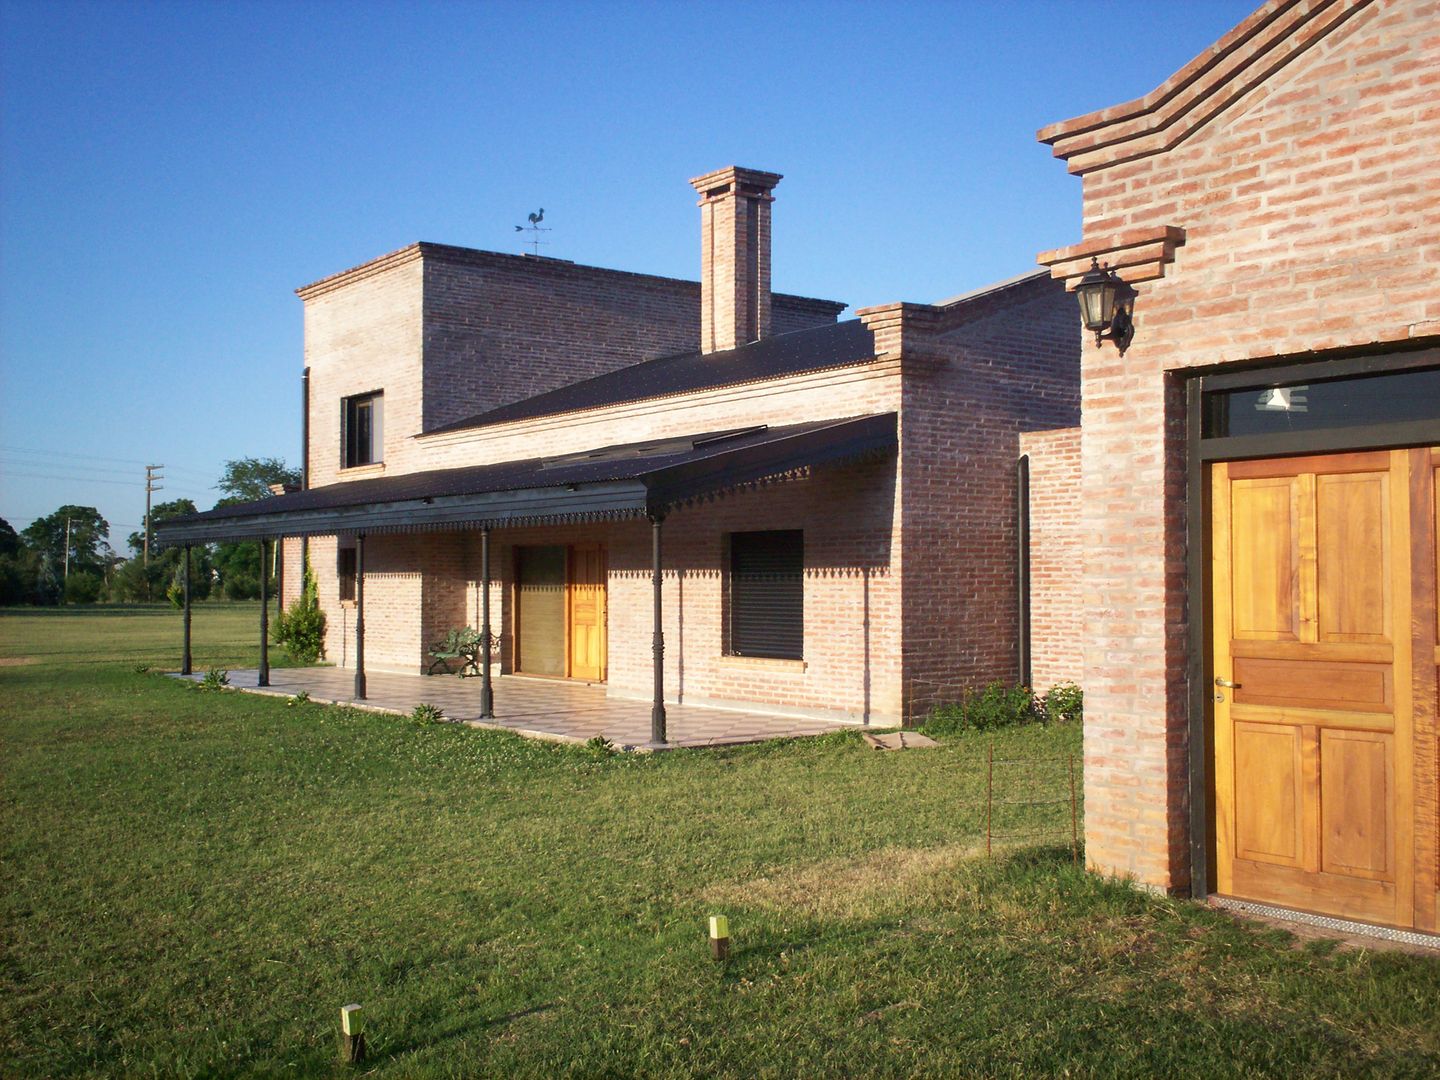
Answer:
[156,413,897,545]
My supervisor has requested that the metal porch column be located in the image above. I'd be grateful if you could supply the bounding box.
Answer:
[258,539,270,687]
[354,533,367,700]
[650,515,666,744]
[181,544,192,676]
[479,525,495,719]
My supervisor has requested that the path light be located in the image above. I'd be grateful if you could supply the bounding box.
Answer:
[1074,257,1134,352]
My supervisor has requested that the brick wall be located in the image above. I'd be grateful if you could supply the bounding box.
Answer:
[1037,0,1440,891]
[888,277,1081,717]
[420,244,843,432]
[300,250,425,488]
[1019,426,1083,691]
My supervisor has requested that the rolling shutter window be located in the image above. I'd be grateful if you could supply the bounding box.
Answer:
[729,530,803,660]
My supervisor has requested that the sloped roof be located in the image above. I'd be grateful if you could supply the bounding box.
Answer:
[156,414,897,544]
[425,318,878,436]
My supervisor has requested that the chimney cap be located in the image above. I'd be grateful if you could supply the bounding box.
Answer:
[688,165,782,199]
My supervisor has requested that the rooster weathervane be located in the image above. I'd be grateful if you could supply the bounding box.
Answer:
[515,208,551,255]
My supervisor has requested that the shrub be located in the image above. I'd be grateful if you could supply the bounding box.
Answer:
[411,703,444,725]
[197,668,230,692]
[922,682,1041,737]
[165,582,185,609]
[1042,682,1084,724]
[63,571,102,605]
[273,558,326,664]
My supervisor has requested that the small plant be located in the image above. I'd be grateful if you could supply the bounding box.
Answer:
[165,582,185,610]
[411,702,444,725]
[1042,682,1084,724]
[922,682,1041,737]
[133,663,150,674]
[197,668,230,692]
[273,558,326,664]
[287,690,310,707]
[584,735,617,754]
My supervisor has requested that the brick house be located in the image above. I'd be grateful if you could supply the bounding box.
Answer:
[1032,0,1439,935]
[162,165,1079,734]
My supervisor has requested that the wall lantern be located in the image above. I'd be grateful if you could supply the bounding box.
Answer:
[1074,257,1134,353]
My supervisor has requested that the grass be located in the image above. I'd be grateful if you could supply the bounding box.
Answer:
[3,605,1439,1077]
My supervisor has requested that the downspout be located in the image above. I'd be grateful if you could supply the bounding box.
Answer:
[300,367,310,574]
[1017,454,1031,688]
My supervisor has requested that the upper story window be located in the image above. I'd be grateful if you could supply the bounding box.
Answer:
[343,391,383,468]
[727,529,804,660]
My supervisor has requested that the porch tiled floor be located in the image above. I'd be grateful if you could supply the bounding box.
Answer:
[175,667,853,750]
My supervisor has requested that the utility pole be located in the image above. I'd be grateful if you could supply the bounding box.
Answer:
[64,516,72,583]
[144,464,164,568]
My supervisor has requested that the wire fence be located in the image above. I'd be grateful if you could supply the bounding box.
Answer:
[984,746,1081,864]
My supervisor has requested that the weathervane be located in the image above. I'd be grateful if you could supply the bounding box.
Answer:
[515,208,550,255]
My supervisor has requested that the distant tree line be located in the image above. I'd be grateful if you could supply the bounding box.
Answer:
[0,457,298,606]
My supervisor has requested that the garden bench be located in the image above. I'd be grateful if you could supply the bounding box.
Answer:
[426,627,498,678]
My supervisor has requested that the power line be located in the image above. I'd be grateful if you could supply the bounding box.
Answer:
[0,470,146,487]
[0,445,218,481]
[0,456,156,480]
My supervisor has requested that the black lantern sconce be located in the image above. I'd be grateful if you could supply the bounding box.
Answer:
[1074,258,1135,353]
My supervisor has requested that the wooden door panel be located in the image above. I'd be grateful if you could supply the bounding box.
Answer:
[1316,471,1391,643]
[1320,729,1394,880]
[1232,657,1392,713]
[1230,477,1302,641]
[1233,722,1313,869]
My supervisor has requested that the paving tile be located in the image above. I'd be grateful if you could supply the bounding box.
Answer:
[175,668,856,751]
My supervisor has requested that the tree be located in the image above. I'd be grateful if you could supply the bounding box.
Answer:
[0,518,19,558]
[212,458,297,600]
[111,500,212,604]
[0,518,42,605]
[216,458,300,505]
[21,506,112,601]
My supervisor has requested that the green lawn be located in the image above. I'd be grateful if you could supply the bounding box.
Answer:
[2,605,1438,1078]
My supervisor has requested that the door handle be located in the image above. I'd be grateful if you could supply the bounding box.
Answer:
[1214,677,1242,689]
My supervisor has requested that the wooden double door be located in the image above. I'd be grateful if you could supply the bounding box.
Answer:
[515,543,607,682]
[1212,447,1439,931]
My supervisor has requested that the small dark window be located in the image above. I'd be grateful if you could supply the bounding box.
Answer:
[728,530,803,660]
[338,546,356,601]
[343,392,383,468]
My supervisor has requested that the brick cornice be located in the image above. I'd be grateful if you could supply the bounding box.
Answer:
[295,243,424,300]
[1037,0,1373,175]
[688,165,783,202]
[293,238,845,315]
[1038,226,1187,288]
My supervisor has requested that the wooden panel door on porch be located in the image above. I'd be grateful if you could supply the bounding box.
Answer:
[1211,447,1439,931]
[567,544,607,682]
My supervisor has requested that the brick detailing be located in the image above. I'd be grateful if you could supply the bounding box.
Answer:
[1018,427,1083,691]
[689,166,783,353]
[1037,0,1375,175]
[1036,0,1440,892]
[1038,226,1188,287]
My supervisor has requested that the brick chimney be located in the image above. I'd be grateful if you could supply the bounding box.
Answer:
[689,166,781,353]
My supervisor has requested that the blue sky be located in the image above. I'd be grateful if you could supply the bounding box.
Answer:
[0,0,1257,546]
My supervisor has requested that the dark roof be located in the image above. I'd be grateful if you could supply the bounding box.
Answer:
[426,318,878,436]
[157,414,897,545]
